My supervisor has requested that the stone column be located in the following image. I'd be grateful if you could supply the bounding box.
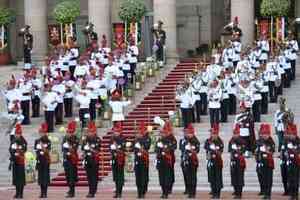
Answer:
[296,0,300,17]
[0,0,8,7]
[154,0,178,63]
[88,0,111,47]
[24,0,48,62]
[231,0,254,46]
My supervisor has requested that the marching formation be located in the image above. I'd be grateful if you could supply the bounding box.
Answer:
[4,21,300,200]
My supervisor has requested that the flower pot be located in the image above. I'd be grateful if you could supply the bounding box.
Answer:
[141,74,145,83]
[0,52,10,65]
[26,171,36,183]
[50,151,60,164]
[135,81,141,90]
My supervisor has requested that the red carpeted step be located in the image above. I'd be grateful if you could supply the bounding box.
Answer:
[50,63,197,187]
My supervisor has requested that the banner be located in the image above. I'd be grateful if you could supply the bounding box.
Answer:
[113,23,126,49]
[259,20,269,37]
[125,22,141,45]
[276,17,285,42]
[48,23,76,47]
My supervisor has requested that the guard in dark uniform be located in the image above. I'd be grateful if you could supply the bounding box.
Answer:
[34,123,51,198]
[9,123,27,199]
[82,121,101,198]
[255,123,275,200]
[62,120,79,198]
[234,102,256,157]
[19,25,33,64]
[133,121,151,199]
[281,123,300,199]
[155,121,177,199]
[153,20,166,66]
[228,124,246,199]
[31,68,42,118]
[204,123,224,199]
[110,122,126,198]
[179,123,200,198]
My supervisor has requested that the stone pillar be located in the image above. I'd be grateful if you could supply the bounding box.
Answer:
[231,0,254,46]
[0,0,8,6]
[296,0,300,17]
[154,0,178,63]
[88,0,111,47]
[24,0,48,62]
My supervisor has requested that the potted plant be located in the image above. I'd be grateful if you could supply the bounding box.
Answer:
[0,7,15,65]
[52,0,80,46]
[48,134,60,164]
[25,151,36,183]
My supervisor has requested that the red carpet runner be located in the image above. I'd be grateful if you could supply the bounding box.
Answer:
[50,62,196,186]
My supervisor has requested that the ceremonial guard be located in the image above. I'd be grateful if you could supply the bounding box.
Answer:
[155,121,177,199]
[282,45,292,88]
[62,121,79,198]
[69,41,79,80]
[153,21,166,67]
[250,73,263,122]
[42,83,58,132]
[287,31,299,80]
[191,71,202,123]
[257,34,270,64]
[31,68,42,117]
[75,80,91,128]
[266,57,280,103]
[176,82,194,128]
[234,102,256,157]
[128,38,139,80]
[220,73,229,122]
[9,123,27,199]
[199,68,209,115]
[274,97,288,152]
[261,68,269,114]
[19,74,32,125]
[110,122,126,198]
[34,123,51,198]
[280,123,300,200]
[82,121,101,198]
[179,124,200,198]
[204,124,224,199]
[63,73,75,117]
[232,34,242,67]
[133,121,151,199]
[109,90,131,125]
[19,25,33,64]
[228,124,246,199]
[208,80,222,127]
[52,76,66,125]
[255,123,275,200]
[225,68,237,115]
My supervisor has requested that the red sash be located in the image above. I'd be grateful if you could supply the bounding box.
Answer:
[15,151,25,165]
[164,152,173,167]
[69,151,79,165]
[191,152,199,167]
[267,153,274,169]
[239,155,246,169]
[116,151,125,167]
[141,150,149,167]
